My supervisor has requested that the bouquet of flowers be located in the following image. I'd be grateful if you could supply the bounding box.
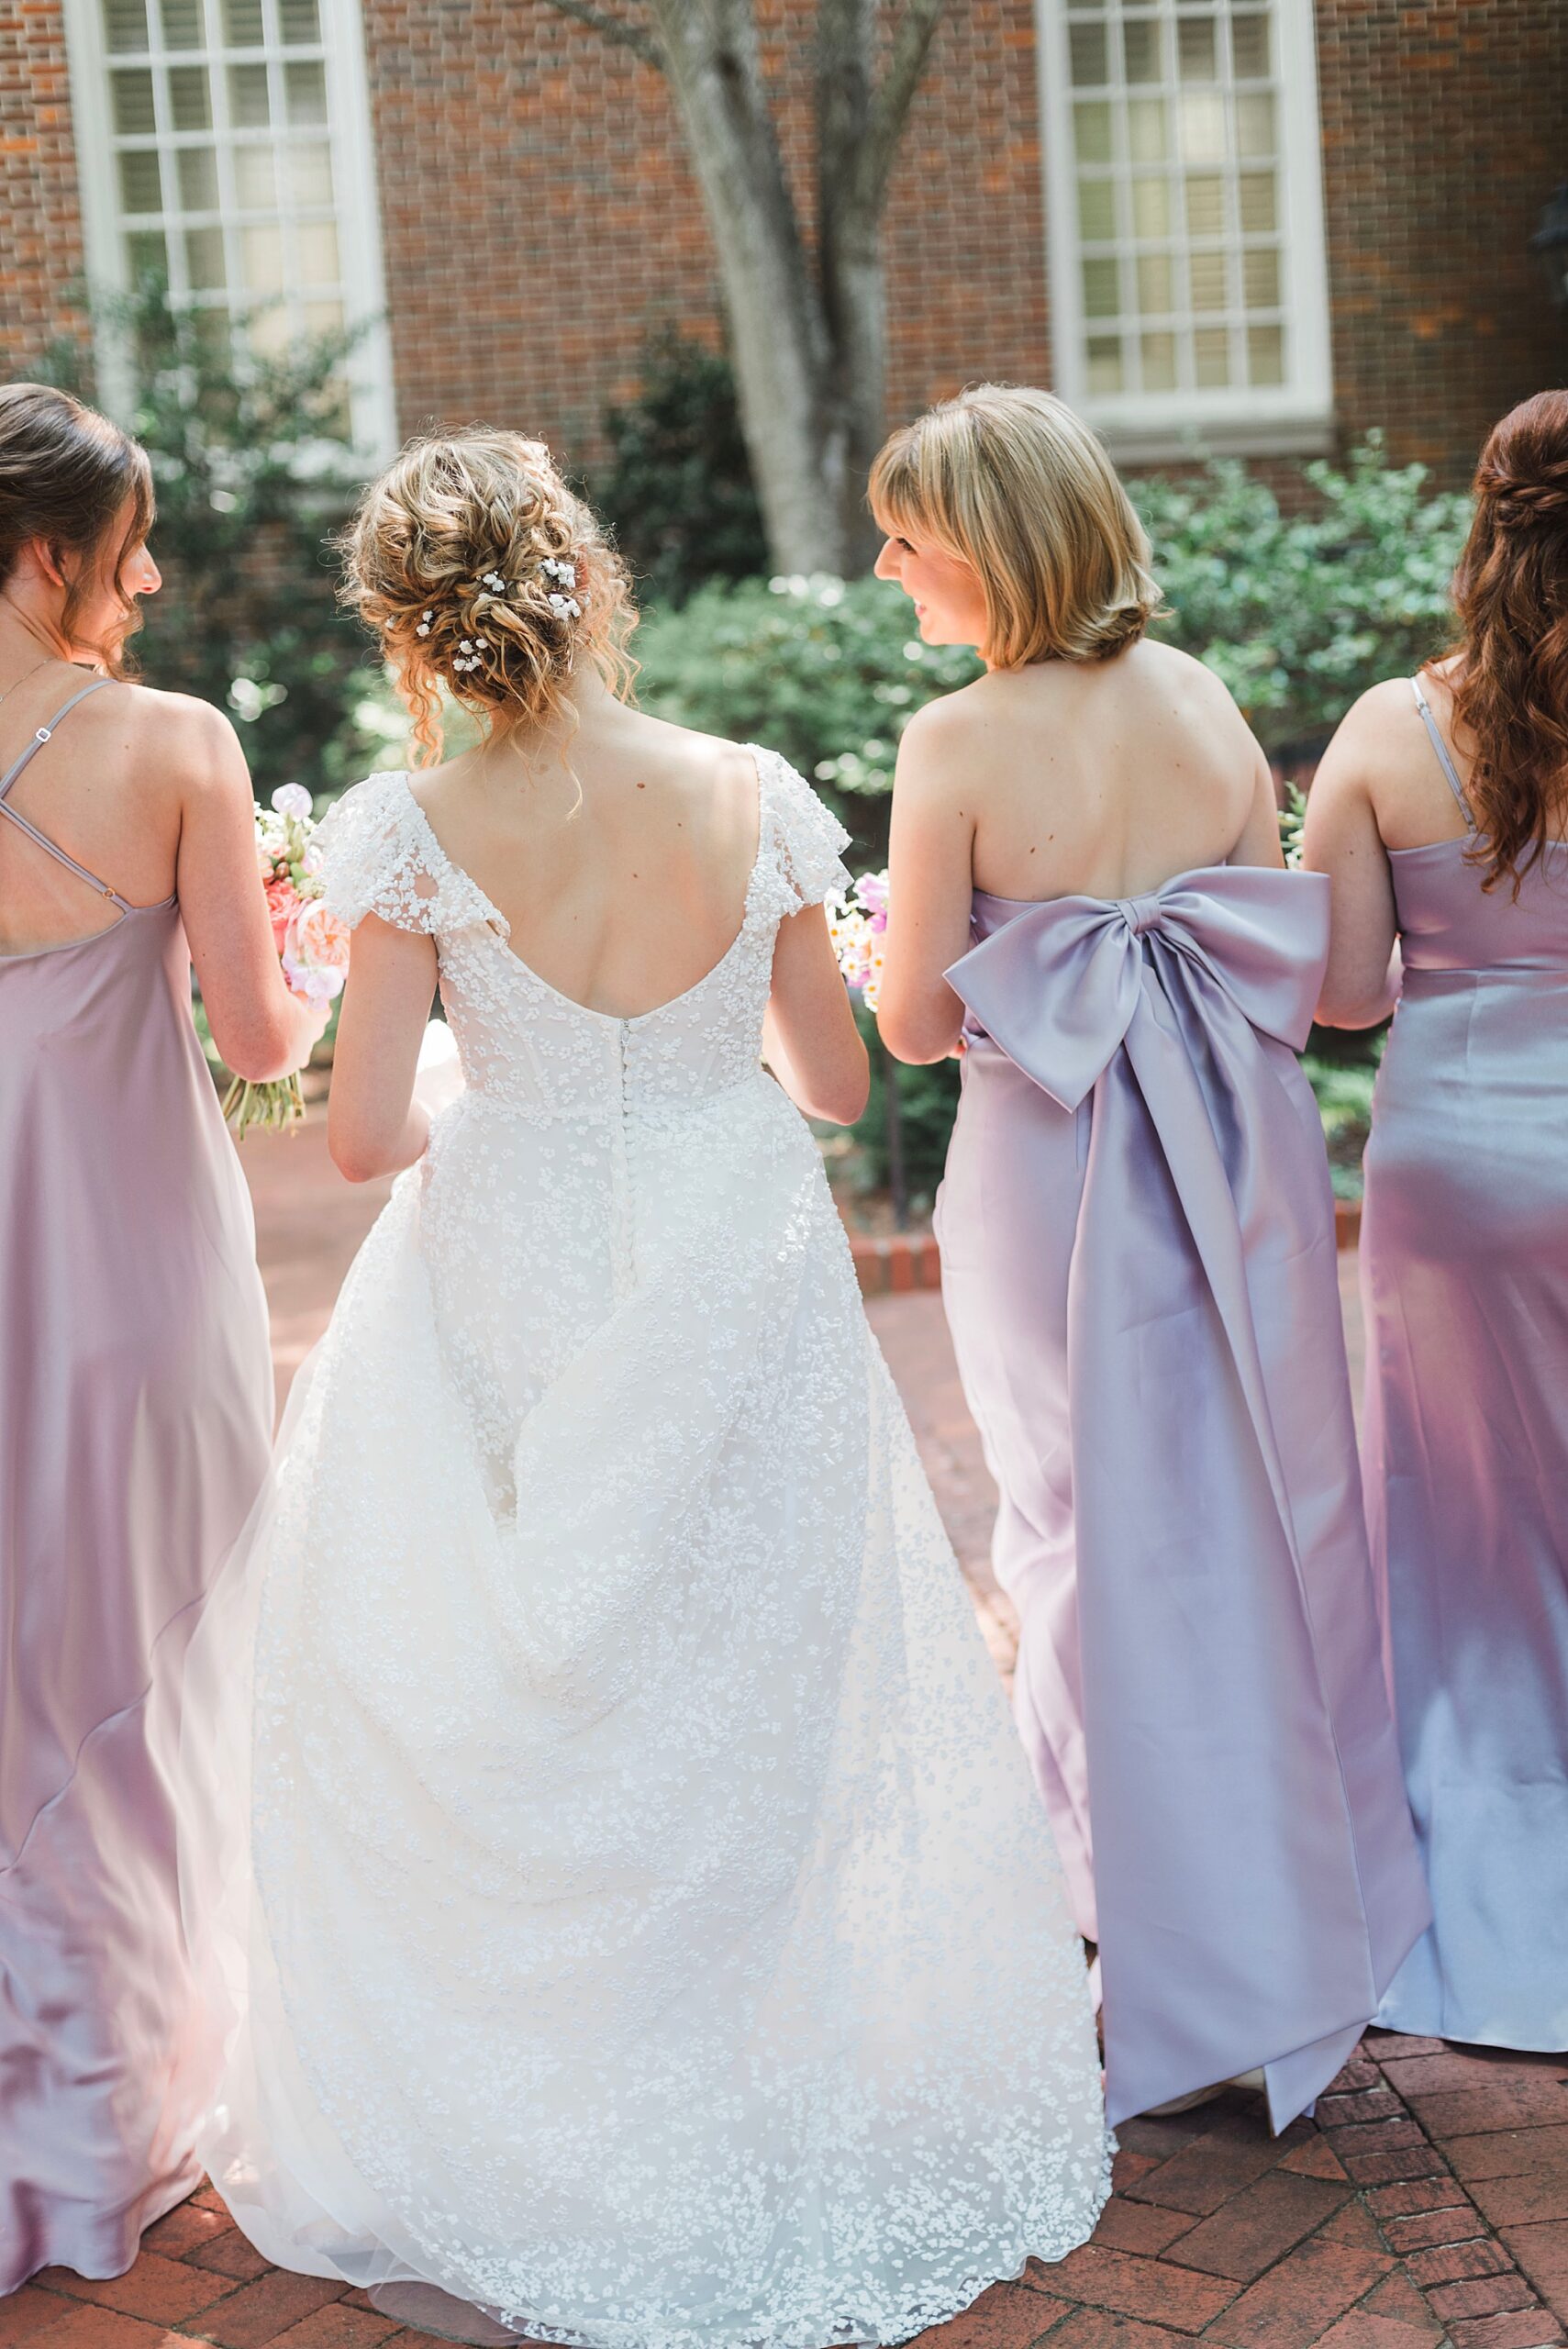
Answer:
[827,869,889,1013]
[223,784,350,1140]
[1279,782,1307,869]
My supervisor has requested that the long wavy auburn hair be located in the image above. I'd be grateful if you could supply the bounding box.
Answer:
[1448,389,1568,893]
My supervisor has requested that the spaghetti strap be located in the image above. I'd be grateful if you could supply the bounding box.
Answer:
[1409,675,1476,833]
[0,676,133,911]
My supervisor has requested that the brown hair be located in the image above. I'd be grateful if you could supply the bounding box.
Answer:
[338,429,637,765]
[0,384,154,674]
[869,384,1162,668]
[1446,389,1568,892]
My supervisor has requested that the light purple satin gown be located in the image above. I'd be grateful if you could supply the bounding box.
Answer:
[0,677,273,2290]
[1367,680,1568,2051]
[938,863,1429,2130]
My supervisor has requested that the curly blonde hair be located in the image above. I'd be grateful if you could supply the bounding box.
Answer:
[338,429,637,764]
[869,384,1163,668]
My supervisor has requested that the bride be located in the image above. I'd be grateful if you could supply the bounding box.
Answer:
[175,430,1109,2348]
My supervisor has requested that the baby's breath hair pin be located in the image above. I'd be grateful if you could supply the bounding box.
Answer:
[478,571,509,597]
[541,555,582,620]
[416,608,434,638]
[451,635,490,675]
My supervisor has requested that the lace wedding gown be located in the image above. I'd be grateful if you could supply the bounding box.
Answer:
[176,750,1109,2349]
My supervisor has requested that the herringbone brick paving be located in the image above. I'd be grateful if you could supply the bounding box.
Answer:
[15,1118,1562,2349]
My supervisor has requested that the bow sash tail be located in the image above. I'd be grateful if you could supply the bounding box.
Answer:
[947,869,1429,2131]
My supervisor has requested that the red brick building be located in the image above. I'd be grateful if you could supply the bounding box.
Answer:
[3,0,1565,492]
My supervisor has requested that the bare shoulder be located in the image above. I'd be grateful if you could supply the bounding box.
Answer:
[620,709,767,833]
[123,680,250,789]
[896,674,999,781]
[1127,635,1255,738]
[74,679,250,818]
[1318,677,1429,785]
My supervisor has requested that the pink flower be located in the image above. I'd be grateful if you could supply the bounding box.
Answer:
[283,897,351,1004]
[264,874,302,952]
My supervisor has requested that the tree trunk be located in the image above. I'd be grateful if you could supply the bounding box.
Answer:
[649,0,851,573]
[816,0,887,569]
[559,0,950,576]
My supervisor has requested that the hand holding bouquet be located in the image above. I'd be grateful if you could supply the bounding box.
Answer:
[827,869,889,1014]
[224,785,350,1139]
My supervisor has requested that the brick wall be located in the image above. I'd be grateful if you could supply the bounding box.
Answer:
[359,0,1050,473]
[1316,0,1568,484]
[4,0,1564,490]
[0,0,88,374]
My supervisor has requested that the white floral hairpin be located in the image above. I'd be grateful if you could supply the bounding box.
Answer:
[477,571,509,596]
[541,555,582,618]
[451,635,490,675]
[416,608,434,638]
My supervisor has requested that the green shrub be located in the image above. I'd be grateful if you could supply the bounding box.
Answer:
[595,334,767,607]
[1302,1044,1384,1201]
[35,278,385,800]
[636,573,982,864]
[1138,437,1472,753]
[634,440,1473,835]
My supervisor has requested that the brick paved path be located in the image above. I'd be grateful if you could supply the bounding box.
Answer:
[10,1117,1563,2349]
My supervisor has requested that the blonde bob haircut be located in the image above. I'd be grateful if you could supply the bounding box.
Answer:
[869,384,1163,668]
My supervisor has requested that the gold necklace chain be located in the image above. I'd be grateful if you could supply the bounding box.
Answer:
[0,656,59,712]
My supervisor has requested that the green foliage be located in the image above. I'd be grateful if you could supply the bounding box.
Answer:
[636,573,981,863]
[1136,437,1472,752]
[595,334,768,607]
[833,1020,962,1212]
[34,278,385,799]
[1302,1043,1383,1200]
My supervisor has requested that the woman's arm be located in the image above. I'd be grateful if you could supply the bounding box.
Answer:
[327,912,438,1182]
[173,703,329,1082]
[764,905,870,1126]
[1302,693,1401,1029]
[876,702,977,1065]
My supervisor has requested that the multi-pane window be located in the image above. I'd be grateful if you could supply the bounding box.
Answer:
[65,0,393,452]
[1040,0,1331,443]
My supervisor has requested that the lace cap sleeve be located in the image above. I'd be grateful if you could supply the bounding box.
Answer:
[317,772,499,939]
[759,749,852,912]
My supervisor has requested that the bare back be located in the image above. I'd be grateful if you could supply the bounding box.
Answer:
[879,637,1280,1065]
[960,639,1274,903]
[0,667,190,954]
[408,691,764,1022]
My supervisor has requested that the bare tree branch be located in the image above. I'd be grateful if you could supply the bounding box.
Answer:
[854,0,950,219]
[539,0,663,72]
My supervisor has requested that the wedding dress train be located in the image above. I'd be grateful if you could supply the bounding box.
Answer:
[174,751,1109,2349]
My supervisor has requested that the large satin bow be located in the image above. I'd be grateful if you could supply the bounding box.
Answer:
[946,865,1331,1111]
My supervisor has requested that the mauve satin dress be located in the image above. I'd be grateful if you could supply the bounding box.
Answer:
[938,864,1429,2130]
[0,677,273,2290]
[1366,680,1568,2050]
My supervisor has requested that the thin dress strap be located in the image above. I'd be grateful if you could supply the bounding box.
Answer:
[0,676,133,911]
[1409,675,1476,834]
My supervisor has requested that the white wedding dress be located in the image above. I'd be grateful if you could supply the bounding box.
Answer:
[176,750,1109,2349]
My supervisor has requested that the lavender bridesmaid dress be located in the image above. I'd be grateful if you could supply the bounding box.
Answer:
[1366,680,1568,2050]
[0,677,273,2288]
[938,864,1429,2129]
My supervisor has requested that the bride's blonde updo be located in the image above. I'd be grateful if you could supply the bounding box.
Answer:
[870,384,1163,668]
[339,429,637,764]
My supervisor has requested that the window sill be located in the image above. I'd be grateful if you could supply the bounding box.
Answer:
[1087,411,1339,465]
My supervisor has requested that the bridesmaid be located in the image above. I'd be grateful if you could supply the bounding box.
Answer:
[1305,389,1568,2051]
[0,384,324,2290]
[873,384,1428,2130]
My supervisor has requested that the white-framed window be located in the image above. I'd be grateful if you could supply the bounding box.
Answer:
[1037,0,1333,457]
[61,0,394,460]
